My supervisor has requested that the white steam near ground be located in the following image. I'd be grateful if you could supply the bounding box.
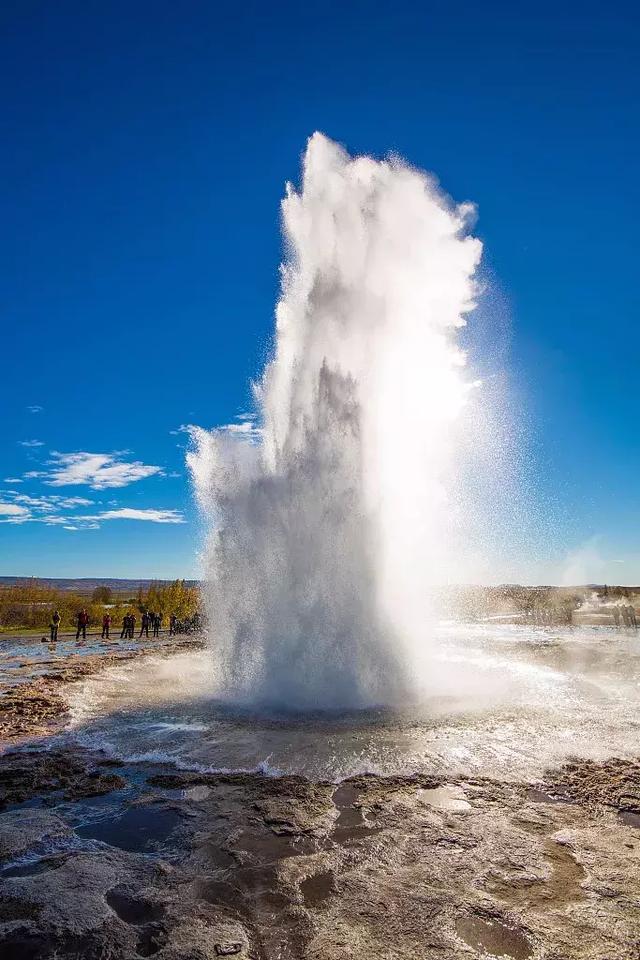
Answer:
[188,133,533,710]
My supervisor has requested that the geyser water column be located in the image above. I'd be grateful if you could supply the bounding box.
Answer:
[188,133,483,710]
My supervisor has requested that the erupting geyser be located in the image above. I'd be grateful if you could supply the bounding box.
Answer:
[188,133,494,710]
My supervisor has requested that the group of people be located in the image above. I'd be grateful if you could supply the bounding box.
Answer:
[119,610,163,639]
[169,612,201,635]
[47,608,200,643]
[612,604,638,628]
[48,607,92,642]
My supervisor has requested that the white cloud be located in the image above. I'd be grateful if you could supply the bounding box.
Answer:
[1,448,181,530]
[4,493,94,512]
[222,414,262,443]
[223,422,258,435]
[43,452,164,490]
[0,503,30,517]
[80,508,185,524]
[0,494,184,528]
[4,478,23,484]
[26,405,43,413]
[185,415,263,450]
[18,439,44,448]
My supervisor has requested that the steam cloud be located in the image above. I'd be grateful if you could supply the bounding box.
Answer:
[188,133,510,710]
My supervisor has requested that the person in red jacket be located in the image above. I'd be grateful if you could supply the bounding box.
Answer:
[76,608,89,641]
[101,612,111,640]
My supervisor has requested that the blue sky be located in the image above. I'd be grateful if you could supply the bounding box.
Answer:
[1,0,638,583]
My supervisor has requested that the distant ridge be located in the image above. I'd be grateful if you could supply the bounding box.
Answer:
[0,577,200,592]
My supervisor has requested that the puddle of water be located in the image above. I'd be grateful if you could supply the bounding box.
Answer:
[619,811,640,828]
[198,863,289,914]
[300,870,335,906]
[331,784,382,844]
[526,786,573,805]
[419,785,471,812]
[333,783,359,810]
[75,805,182,853]
[456,915,533,959]
[233,829,315,862]
[106,889,165,924]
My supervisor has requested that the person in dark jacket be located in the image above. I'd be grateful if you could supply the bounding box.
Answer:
[50,609,61,643]
[139,611,150,638]
[152,613,161,638]
[101,612,111,639]
[76,608,89,641]
[128,613,137,639]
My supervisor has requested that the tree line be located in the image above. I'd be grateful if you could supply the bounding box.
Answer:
[0,579,200,632]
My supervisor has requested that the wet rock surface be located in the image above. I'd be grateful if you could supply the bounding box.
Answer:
[548,757,640,812]
[0,751,639,959]
[1,641,639,958]
[0,638,204,742]
[0,749,127,808]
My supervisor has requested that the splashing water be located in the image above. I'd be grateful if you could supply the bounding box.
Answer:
[188,133,506,710]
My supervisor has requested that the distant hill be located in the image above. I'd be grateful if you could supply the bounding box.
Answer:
[0,577,200,593]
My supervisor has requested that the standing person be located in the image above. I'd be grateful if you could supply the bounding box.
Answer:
[153,613,161,638]
[120,614,129,639]
[101,612,111,640]
[169,614,176,636]
[76,608,89,641]
[50,609,61,643]
[128,613,137,639]
[139,611,150,638]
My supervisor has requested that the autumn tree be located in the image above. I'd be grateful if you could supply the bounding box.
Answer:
[92,586,113,604]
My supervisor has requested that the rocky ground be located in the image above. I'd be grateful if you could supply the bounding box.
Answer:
[1,640,639,960]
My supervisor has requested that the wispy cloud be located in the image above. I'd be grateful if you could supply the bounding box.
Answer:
[81,508,185,524]
[220,421,261,437]
[26,405,43,414]
[223,413,262,443]
[0,491,184,529]
[0,492,96,526]
[7,493,94,512]
[2,442,182,531]
[18,439,44,448]
[61,523,100,531]
[183,414,262,446]
[41,452,164,490]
